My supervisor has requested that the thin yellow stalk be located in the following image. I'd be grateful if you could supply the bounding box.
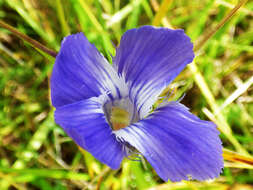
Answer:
[152,0,172,26]
[223,148,253,167]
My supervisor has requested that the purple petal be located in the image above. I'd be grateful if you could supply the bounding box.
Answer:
[114,102,223,181]
[114,26,194,117]
[51,33,125,108]
[55,98,125,169]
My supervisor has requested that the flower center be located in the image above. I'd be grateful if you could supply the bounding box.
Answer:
[103,97,139,131]
[110,107,130,130]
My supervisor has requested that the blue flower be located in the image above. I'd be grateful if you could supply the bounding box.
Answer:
[51,26,223,182]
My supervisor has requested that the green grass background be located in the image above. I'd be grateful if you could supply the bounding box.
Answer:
[0,0,252,189]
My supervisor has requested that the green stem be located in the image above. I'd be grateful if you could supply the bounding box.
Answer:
[0,20,57,58]
[56,0,70,36]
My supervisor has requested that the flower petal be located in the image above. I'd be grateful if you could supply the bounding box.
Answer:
[114,26,194,118]
[54,98,125,169]
[114,102,223,181]
[51,33,126,108]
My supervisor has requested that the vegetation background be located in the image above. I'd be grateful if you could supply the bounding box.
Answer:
[0,0,252,189]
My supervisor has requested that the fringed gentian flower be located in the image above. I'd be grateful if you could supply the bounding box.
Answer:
[51,26,223,182]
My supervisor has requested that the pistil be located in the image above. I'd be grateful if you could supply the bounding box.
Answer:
[110,107,130,130]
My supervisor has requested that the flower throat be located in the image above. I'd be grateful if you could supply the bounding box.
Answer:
[110,107,130,130]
